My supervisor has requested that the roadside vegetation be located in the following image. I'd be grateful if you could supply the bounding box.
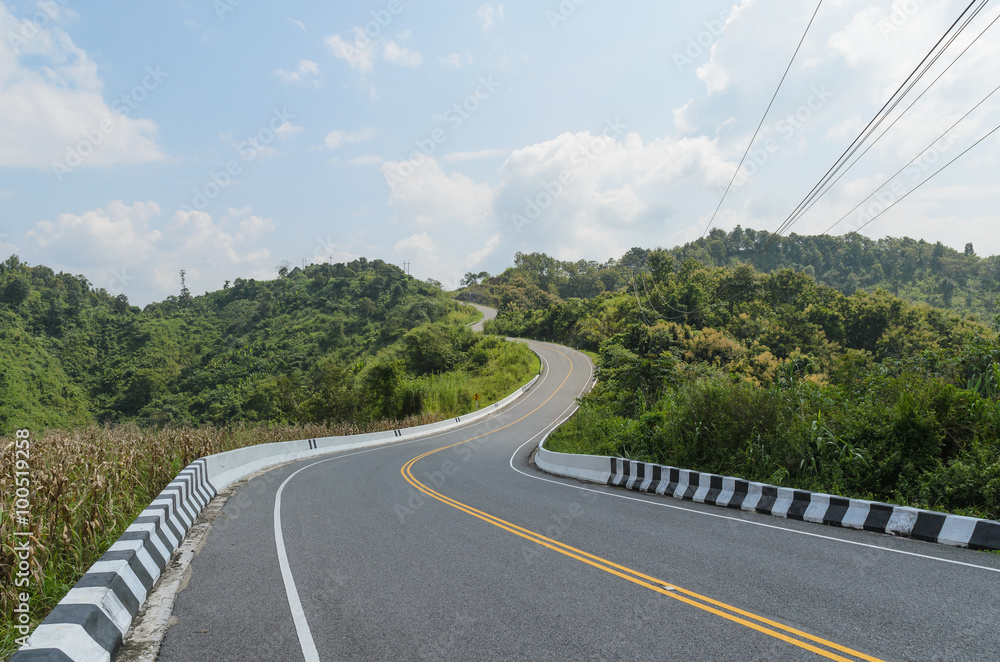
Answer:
[479,244,1000,522]
[0,256,535,432]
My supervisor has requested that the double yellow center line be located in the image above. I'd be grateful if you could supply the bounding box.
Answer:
[401,346,883,661]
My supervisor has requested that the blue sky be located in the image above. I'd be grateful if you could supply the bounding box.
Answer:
[1,0,998,305]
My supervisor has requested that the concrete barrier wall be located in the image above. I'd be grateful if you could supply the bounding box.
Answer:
[205,374,538,492]
[535,438,1000,552]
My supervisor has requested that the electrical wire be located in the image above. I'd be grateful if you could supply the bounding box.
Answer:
[715,0,986,301]
[790,5,1000,227]
[701,0,824,239]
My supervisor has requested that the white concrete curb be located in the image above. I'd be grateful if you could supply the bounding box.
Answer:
[535,440,1000,552]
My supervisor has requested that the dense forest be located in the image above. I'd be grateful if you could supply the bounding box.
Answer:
[461,227,1000,321]
[0,256,535,435]
[467,233,1000,520]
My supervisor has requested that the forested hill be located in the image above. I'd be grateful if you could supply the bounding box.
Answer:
[460,229,1000,322]
[669,228,1000,319]
[0,256,486,434]
[474,241,1000,521]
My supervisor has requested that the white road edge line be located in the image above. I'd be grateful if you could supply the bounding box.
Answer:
[271,358,554,661]
[274,465,322,662]
[510,346,1000,575]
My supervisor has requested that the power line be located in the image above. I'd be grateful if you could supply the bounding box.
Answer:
[834,120,1000,247]
[821,80,1000,238]
[720,115,1000,307]
[715,0,986,301]
[634,1,997,323]
[752,0,984,252]
[772,0,1000,235]
[701,1,823,239]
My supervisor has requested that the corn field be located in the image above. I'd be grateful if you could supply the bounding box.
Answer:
[0,416,441,658]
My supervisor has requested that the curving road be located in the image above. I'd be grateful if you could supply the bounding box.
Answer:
[152,340,1000,661]
[463,303,497,333]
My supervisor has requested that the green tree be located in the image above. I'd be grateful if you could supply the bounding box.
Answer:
[2,275,29,307]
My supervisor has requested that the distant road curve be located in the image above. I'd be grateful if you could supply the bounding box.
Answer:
[463,302,497,332]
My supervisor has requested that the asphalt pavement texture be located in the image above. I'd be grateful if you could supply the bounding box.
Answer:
[155,341,1000,661]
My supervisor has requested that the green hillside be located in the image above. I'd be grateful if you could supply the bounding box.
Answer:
[472,241,1000,521]
[460,229,1000,322]
[0,255,535,435]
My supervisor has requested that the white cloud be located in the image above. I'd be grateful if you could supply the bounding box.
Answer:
[325,27,424,74]
[381,156,494,227]
[288,18,306,32]
[487,127,740,259]
[222,206,252,221]
[393,232,437,254]
[238,215,276,236]
[383,42,423,68]
[478,5,504,30]
[325,127,376,149]
[439,52,472,68]
[466,234,500,267]
[324,32,377,73]
[374,126,735,267]
[275,122,304,140]
[674,99,707,135]
[275,60,321,87]
[0,3,166,169]
[22,201,275,305]
[694,0,757,94]
[442,149,510,162]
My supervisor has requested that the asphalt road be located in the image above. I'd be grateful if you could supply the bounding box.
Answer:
[464,303,496,332]
[155,340,1000,661]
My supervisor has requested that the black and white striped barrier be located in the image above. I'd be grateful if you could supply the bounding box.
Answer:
[12,372,541,661]
[534,445,1000,551]
[11,460,216,662]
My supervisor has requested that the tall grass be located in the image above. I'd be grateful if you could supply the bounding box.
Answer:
[401,341,540,416]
